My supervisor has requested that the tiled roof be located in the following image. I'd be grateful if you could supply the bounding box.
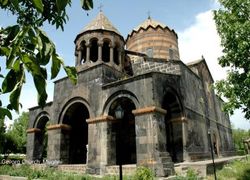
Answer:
[80,11,121,35]
[133,17,167,31]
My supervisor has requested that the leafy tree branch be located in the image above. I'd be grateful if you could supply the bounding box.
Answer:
[0,0,93,119]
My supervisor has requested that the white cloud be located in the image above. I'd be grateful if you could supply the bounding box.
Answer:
[178,9,250,130]
[178,10,226,81]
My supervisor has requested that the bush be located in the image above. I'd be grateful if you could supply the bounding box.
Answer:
[133,166,154,180]
[175,168,200,180]
[236,150,246,156]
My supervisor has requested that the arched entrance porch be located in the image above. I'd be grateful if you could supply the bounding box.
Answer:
[108,97,137,165]
[61,102,89,164]
[162,89,184,163]
[33,114,50,162]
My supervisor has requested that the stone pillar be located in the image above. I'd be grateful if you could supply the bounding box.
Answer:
[181,117,189,161]
[98,41,103,62]
[76,48,82,65]
[47,124,71,164]
[86,43,91,63]
[26,128,41,162]
[109,45,114,65]
[118,49,123,70]
[132,106,174,177]
[86,115,116,175]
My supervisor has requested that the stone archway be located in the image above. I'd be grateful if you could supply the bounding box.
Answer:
[33,114,50,162]
[162,89,184,163]
[62,102,89,164]
[108,97,137,165]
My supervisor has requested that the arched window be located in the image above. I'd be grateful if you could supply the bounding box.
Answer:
[102,40,110,63]
[114,44,120,65]
[90,39,98,62]
[80,41,86,64]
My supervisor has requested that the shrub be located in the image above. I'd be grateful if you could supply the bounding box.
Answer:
[133,166,154,180]
[175,168,199,180]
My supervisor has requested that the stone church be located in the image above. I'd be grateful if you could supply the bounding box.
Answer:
[26,11,234,177]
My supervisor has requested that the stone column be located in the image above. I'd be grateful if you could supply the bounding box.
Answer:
[132,106,174,177]
[109,45,114,65]
[26,128,41,162]
[98,41,103,62]
[118,49,123,70]
[86,43,91,63]
[86,115,116,175]
[181,117,189,161]
[47,124,71,164]
[78,48,82,65]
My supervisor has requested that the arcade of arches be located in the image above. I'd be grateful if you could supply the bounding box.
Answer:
[76,38,121,67]
[27,11,235,177]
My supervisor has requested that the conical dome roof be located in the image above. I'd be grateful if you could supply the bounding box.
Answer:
[79,11,121,36]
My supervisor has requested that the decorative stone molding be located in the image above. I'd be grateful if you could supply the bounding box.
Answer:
[26,128,41,133]
[138,158,157,165]
[132,106,167,116]
[86,115,116,124]
[167,117,187,124]
[47,124,72,131]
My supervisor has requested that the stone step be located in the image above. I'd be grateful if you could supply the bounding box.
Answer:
[162,162,174,168]
[163,167,174,176]
[161,157,172,162]
[159,152,171,157]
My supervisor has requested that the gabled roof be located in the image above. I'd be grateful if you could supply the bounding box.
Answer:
[79,11,121,36]
[187,58,214,83]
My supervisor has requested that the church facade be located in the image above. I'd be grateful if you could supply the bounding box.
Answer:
[26,12,234,177]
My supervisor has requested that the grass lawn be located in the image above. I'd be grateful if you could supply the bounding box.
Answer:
[207,156,250,180]
[0,164,153,180]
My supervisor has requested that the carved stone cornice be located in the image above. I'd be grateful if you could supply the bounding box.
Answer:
[132,106,167,116]
[86,115,116,124]
[26,128,41,133]
[47,124,72,131]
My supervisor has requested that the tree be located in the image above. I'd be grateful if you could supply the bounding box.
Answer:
[232,127,250,152]
[6,112,29,153]
[0,0,93,119]
[214,0,250,119]
[0,117,6,153]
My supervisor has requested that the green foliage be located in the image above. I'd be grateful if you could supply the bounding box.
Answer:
[213,0,250,119]
[0,0,93,119]
[175,168,200,180]
[232,128,250,153]
[133,166,154,180]
[6,112,29,153]
[0,118,6,153]
[207,157,250,180]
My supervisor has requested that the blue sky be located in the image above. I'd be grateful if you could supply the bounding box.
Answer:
[0,0,249,130]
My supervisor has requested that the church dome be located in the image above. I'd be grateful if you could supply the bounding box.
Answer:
[76,11,122,39]
[133,17,167,32]
[74,11,125,72]
[126,17,180,60]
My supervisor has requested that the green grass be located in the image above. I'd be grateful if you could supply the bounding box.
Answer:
[0,164,154,180]
[207,156,250,180]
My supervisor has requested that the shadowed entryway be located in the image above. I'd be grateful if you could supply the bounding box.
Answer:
[62,102,89,164]
[108,97,137,165]
[33,115,49,162]
[162,90,183,163]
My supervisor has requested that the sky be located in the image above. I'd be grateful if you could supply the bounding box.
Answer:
[0,0,249,130]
